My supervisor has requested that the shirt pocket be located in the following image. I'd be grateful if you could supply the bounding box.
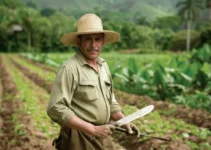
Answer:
[78,80,97,101]
[104,80,112,101]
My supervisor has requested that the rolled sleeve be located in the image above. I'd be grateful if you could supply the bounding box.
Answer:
[47,66,76,126]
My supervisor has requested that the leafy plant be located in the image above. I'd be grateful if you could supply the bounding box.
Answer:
[14,124,26,136]
[113,45,211,111]
[190,44,211,64]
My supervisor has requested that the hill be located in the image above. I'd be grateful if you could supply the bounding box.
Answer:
[22,0,180,21]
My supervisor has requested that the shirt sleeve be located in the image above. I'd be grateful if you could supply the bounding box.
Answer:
[47,66,77,126]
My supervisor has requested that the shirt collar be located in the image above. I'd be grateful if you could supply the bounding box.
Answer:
[75,51,105,66]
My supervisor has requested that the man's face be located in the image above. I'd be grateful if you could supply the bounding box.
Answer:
[77,33,104,61]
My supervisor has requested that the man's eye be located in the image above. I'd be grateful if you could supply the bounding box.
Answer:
[96,37,102,41]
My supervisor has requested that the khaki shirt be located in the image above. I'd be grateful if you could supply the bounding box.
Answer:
[47,51,121,126]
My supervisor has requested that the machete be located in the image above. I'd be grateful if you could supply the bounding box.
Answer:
[110,105,171,141]
[111,105,154,126]
[115,127,171,141]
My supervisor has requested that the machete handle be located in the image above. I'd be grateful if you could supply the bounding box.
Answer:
[115,126,137,135]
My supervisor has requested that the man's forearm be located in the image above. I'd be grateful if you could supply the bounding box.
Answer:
[64,115,116,138]
[65,115,95,135]
[111,111,125,121]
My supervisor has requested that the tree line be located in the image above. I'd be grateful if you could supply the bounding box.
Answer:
[0,0,211,53]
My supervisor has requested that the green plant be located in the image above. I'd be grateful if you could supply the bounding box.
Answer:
[14,124,26,136]
[190,44,211,64]
[112,45,211,112]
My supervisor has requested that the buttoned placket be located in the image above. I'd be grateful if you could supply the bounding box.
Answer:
[89,63,110,124]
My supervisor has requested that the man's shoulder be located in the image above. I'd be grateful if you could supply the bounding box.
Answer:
[99,57,105,62]
[99,57,109,67]
[61,55,79,70]
[99,57,108,64]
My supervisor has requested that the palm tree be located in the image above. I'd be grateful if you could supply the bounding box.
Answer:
[205,0,211,20]
[176,0,203,51]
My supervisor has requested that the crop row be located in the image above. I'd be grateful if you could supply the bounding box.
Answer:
[0,55,54,149]
[2,55,59,134]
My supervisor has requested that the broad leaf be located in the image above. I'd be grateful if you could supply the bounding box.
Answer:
[153,68,166,89]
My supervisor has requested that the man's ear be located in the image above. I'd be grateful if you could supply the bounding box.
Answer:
[76,36,80,47]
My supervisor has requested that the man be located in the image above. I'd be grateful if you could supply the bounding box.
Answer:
[47,13,140,150]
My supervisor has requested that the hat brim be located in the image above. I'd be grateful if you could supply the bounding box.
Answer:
[60,30,120,46]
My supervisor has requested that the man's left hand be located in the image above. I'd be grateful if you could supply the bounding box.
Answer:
[122,123,140,137]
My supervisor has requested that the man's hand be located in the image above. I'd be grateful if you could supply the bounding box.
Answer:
[93,124,115,139]
[111,111,140,137]
[122,123,140,137]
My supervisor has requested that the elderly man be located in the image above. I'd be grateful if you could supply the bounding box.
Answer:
[47,13,140,150]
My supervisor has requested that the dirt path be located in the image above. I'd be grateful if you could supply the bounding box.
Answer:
[0,56,52,150]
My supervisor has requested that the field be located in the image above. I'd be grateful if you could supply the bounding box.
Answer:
[0,53,211,150]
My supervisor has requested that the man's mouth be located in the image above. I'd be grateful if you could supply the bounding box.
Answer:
[88,48,98,52]
[88,49,99,54]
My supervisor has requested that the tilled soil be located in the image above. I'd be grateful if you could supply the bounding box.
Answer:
[10,57,52,93]
[0,56,53,150]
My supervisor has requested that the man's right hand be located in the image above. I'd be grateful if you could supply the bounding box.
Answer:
[93,124,115,139]
[65,116,116,139]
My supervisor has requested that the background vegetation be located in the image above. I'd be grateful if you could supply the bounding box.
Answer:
[1,0,210,112]
[1,0,211,53]
[1,0,211,149]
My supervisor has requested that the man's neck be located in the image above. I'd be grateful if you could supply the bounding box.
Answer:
[87,59,98,72]
[86,59,97,66]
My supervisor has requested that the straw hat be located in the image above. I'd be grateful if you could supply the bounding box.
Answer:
[60,13,120,46]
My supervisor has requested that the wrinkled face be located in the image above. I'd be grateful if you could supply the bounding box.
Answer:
[77,33,104,61]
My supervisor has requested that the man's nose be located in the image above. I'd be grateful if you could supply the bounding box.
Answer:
[91,40,97,47]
